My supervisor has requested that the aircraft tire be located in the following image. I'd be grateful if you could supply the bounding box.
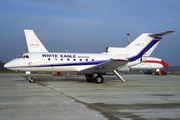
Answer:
[29,78,35,83]
[95,75,103,83]
[85,75,94,82]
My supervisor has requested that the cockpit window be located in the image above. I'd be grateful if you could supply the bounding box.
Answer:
[18,55,29,59]
[18,55,23,58]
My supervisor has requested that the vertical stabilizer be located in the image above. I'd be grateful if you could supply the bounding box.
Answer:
[24,30,48,52]
[126,31,174,62]
[103,31,174,62]
[126,33,154,55]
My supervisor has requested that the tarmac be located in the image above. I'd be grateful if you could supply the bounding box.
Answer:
[0,73,180,120]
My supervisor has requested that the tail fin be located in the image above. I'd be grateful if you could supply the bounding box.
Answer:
[24,29,48,52]
[104,31,174,61]
[125,33,159,60]
[127,31,174,61]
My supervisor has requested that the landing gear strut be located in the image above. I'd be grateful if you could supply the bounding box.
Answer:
[28,76,35,83]
[27,71,35,83]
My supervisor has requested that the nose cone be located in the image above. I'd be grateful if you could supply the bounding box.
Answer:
[4,62,12,69]
[163,62,168,68]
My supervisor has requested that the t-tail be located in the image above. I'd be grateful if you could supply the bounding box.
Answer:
[105,31,174,62]
[24,30,48,53]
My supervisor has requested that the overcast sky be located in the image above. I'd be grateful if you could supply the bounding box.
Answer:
[0,0,179,66]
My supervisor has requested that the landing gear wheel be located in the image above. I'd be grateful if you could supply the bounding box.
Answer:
[95,75,103,83]
[29,78,35,83]
[85,75,94,82]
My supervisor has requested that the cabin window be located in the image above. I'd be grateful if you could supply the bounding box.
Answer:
[86,59,88,61]
[92,59,94,61]
[25,55,29,58]
[67,59,70,61]
[61,58,63,61]
[48,58,51,61]
[79,59,82,61]
[73,59,76,61]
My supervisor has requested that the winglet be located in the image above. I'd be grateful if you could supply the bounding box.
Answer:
[149,31,174,37]
[24,29,48,53]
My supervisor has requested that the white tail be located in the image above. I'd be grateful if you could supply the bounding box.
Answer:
[24,30,48,52]
[104,31,174,62]
[126,33,157,55]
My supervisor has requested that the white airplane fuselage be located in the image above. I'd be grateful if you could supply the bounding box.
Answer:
[5,52,140,73]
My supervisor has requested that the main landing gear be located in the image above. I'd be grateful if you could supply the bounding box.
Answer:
[85,70,126,84]
[85,74,104,83]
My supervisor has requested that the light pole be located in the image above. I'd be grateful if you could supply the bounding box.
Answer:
[127,32,130,45]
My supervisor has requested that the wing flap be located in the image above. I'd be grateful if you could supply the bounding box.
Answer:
[80,59,129,74]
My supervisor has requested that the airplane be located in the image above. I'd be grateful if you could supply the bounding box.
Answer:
[118,57,168,72]
[4,30,174,83]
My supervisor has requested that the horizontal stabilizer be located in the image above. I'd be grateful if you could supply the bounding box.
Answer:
[149,31,174,37]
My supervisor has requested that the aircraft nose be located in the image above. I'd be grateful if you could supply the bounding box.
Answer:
[163,62,168,68]
[4,62,12,69]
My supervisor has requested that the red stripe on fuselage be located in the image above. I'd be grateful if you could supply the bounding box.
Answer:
[113,59,129,62]
[143,60,168,68]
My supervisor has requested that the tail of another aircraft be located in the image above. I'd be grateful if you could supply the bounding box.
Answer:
[104,31,174,62]
[24,30,48,52]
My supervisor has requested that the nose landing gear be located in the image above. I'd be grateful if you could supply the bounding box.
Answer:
[29,78,35,83]
[28,76,35,83]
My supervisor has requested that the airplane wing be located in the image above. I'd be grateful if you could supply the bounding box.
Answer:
[80,59,129,74]
[149,31,174,37]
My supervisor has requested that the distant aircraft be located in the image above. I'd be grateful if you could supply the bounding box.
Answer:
[119,57,168,72]
[4,30,174,83]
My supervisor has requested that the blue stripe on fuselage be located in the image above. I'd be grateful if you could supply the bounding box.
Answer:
[8,60,108,68]
[127,40,159,62]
